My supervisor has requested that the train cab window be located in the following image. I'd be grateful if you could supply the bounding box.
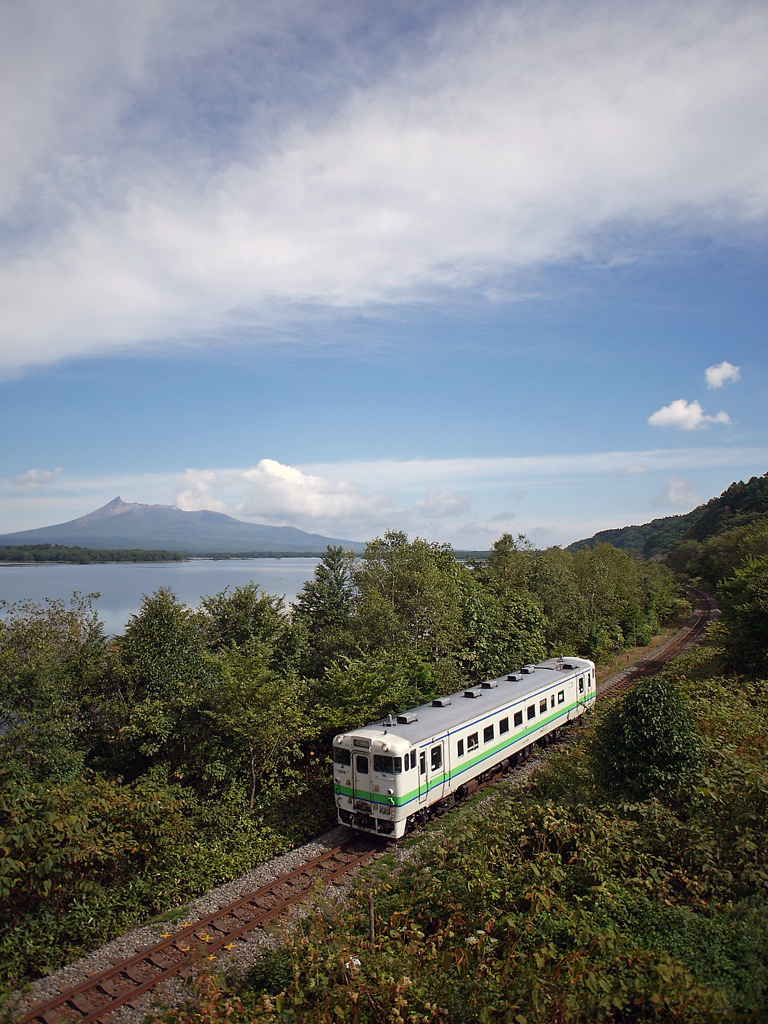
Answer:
[356,755,369,774]
[484,724,494,744]
[500,717,509,734]
[539,699,547,714]
[579,677,585,693]
[410,750,417,770]
[334,748,351,766]
[457,738,465,758]
[557,691,565,704]
[514,710,523,727]
[527,704,536,720]
[419,752,426,775]
[431,746,442,771]
[374,755,402,774]
[468,732,479,752]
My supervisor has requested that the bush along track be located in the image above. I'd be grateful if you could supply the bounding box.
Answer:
[156,644,768,1024]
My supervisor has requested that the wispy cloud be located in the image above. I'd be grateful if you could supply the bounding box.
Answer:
[415,487,472,519]
[0,1,767,371]
[652,475,697,508]
[705,361,741,388]
[648,399,730,430]
[11,467,63,493]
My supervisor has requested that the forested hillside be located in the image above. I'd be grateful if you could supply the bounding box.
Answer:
[0,532,684,987]
[569,471,768,561]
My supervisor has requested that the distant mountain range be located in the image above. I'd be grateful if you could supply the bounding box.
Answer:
[567,472,768,558]
[0,497,366,555]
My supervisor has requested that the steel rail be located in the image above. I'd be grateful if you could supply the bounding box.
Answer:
[18,836,383,1024]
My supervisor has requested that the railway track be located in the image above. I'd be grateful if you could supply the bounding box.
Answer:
[597,587,717,702]
[17,591,716,1024]
[18,835,384,1024]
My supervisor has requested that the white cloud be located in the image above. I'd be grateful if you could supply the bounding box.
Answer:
[619,460,648,476]
[11,467,63,493]
[705,360,741,388]
[175,469,232,513]
[0,1,767,370]
[652,475,697,508]
[648,399,730,430]
[415,487,471,519]
[238,458,401,534]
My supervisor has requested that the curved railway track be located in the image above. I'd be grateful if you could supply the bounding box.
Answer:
[18,836,384,1024]
[597,587,717,702]
[17,590,717,1024]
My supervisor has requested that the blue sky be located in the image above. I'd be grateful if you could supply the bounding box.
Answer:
[1,0,766,548]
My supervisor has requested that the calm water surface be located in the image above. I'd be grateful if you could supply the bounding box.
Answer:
[0,558,319,634]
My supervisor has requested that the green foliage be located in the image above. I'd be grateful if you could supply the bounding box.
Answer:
[158,655,768,1023]
[716,554,768,675]
[589,677,701,799]
[0,594,106,784]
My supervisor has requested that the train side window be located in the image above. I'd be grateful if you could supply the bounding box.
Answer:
[356,755,369,774]
[557,690,565,704]
[514,710,523,727]
[467,732,479,752]
[431,746,442,770]
[483,724,494,744]
[419,752,426,775]
[334,748,351,766]
[550,695,555,708]
[539,699,547,714]
[527,704,536,720]
[457,738,465,758]
[579,677,584,693]
[410,750,417,770]
[500,717,509,734]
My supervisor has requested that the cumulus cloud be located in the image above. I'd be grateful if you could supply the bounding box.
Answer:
[652,476,697,508]
[415,487,471,519]
[175,469,232,513]
[705,361,741,388]
[648,399,730,430]
[0,1,767,370]
[11,467,63,493]
[239,458,401,533]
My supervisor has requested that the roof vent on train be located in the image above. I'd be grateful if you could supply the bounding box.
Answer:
[521,665,535,674]
[396,712,418,724]
[432,697,452,707]
[464,688,483,698]
[560,662,577,670]
[481,680,498,689]
[507,672,523,681]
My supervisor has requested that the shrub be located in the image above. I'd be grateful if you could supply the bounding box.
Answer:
[589,676,700,799]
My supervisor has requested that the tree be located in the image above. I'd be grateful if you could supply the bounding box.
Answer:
[589,677,700,799]
[717,554,768,675]
[292,546,359,676]
[355,531,467,665]
[0,593,105,784]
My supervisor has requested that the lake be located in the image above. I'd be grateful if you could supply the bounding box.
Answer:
[0,558,319,635]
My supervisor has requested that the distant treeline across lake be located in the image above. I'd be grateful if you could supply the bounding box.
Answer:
[0,558,319,634]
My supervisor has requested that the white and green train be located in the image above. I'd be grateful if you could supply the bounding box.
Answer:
[332,657,596,838]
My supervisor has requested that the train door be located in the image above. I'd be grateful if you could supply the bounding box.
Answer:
[417,750,428,807]
[352,751,371,803]
[428,740,447,803]
[566,679,576,720]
